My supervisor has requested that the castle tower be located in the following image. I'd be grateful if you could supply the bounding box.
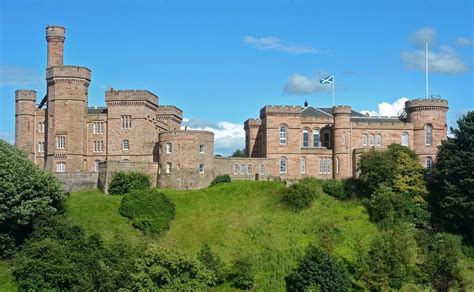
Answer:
[332,106,352,179]
[405,98,448,166]
[44,26,91,173]
[244,119,262,157]
[46,26,65,68]
[15,90,37,160]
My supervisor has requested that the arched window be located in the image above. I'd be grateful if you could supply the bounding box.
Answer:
[199,144,205,153]
[376,134,382,146]
[362,134,368,146]
[301,157,306,174]
[402,132,409,146]
[280,157,287,174]
[199,163,205,173]
[425,124,432,145]
[166,162,172,173]
[369,134,375,146]
[94,160,100,172]
[123,139,129,150]
[259,164,265,176]
[247,164,252,175]
[342,131,346,145]
[279,125,287,145]
[302,129,310,147]
[336,157,339,174]
[240,164,245,175]
[313,129,320,147]
[234,163,239,175]
[426,157,433,174]
[166,142,172,153]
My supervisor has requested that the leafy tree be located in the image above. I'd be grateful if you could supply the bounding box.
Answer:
[231,149,246,157]
[322,179,348,200]
[0,140,67,257]
[197,244,226,284]
[358,148,395,195]
[210,174,231,186]
[429,111,474,243]
[229,257,254,290]
[108,171,150,195]
[285,245,351,292]
[129,245,216,290]
[282,177,322,212]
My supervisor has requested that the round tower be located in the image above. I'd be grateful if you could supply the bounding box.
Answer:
[15,90,37,160]
[405,97,448,166]
[332,106,352,179]
[46,26,65,68]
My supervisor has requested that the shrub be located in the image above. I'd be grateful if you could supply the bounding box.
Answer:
[197,244,226,284]
[229,257,254,290]
[322,179,348,200]
[285,245,351,292]
[119,189,175,234]
[108,171,150,195]
[0,140,67,257]
[210,174,231,186]
[282,178,321,212]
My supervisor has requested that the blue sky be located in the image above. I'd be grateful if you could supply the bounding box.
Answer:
[1,0,473,154]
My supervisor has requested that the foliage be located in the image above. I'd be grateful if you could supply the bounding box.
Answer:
[285,245,351,292]
[210,174,231,186]
[128,245,215,290]
[0,139,67,257]
[119,189,175,234]
[108,171,150,195]
[229,257,254,290]
[322,179,349,200]
[231,149,246,157]
[197,244,226,284]
[282,178,322,211]
[429,111,474,243]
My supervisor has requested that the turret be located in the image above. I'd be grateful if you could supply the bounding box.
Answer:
[405,97,448,166]
[244,118,262,157]
[15,90,37,160]
[46,26,65,68]
[332,106,352,178]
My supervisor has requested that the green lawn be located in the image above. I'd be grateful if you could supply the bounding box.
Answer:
[0,260,16,292]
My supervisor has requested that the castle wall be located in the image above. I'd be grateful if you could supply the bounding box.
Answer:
[55,172,99,193]
[98,160,158,194]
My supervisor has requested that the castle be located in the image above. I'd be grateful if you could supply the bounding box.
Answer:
[15,26,449,191]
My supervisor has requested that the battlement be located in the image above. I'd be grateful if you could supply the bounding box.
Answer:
[46,26,65,41]
[46,65,91,80]
[260,105,302,115]
[244,118,262,129]
[405,97,448,113]
[105,89,158,105]
[15,89,37,100]
[332,105,352,115]
[156,105,183,115]
[159,130,214,141]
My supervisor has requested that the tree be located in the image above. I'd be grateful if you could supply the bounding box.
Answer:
[429,111,474,243]
[108,171,150,195]
[285,245,351,292]
[197,244,226,284]
[229,257,254,290]
[0,140,67,257]
[231,149,246,157]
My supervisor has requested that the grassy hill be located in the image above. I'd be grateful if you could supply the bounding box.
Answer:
[67,181,378,290]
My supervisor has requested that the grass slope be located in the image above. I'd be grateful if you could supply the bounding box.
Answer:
[0,260,16,292]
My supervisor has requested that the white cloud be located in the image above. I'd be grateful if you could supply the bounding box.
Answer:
[401,45,470,74]
[0,64,43,87]
[456,36,474,47]
[243,36,321,54]
[181,118,245,155]
[361,97,409,117]
[410,27,437,47]
[284,72,332,95]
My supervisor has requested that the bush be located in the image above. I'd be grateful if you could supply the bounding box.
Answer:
[108,171,150,195]
[210,174,231,186]
[322,179,348,200]
[0,140,67,257]
[285,245,351,292]
[119,189,175,234]
[197,244,226,284]
[282,178,321,212]
[229,257,254,290]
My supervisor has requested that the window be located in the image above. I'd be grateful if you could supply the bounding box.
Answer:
[38,122,45,133]
[279,125,287,145]
[199,163,205,173]
[122,139,129,150]
[95,160,100,172]
[362,134,368,146]
[323,130,330,148]
[166,162,172,174]
[166,142,172,154]
[240,164,245,175]
[301,157,306,174]
[313,129,320,147]
[234,163,239,175]
[336,157,339,174]
[319,157,331,175]
[121,115,132,129]
[56,136,66,149]
[280,157,287,174]
[402,132,409,146]
[38,142,44,153]
[426,157,433,174]
[259,164,265,176]
[376,134,382,146]
[302,129,310,147]
[93,141,104,152]
[247,164,252,175]
[425,124,432,145]
[342,131,346,145]
[369,134,375,146]
[199,144,205,153]
[93,121,104,134]
[56,162,65,173]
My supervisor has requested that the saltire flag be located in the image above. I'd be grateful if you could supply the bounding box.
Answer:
[320,76,334,84]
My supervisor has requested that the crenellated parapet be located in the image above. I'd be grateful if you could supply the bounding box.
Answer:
[332,105,352,115]
[244,118,261,130]
[105,89,158,106]
[405,97,448,113]
[260,105,302,117]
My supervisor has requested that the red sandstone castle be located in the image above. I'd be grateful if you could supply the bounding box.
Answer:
[15,26,448,191]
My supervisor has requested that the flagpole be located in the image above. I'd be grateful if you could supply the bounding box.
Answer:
[426,42,429,98]
[332,76,335,107]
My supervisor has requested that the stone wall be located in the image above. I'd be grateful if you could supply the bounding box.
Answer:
[55,172,98,193]
[98,160,158,194]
